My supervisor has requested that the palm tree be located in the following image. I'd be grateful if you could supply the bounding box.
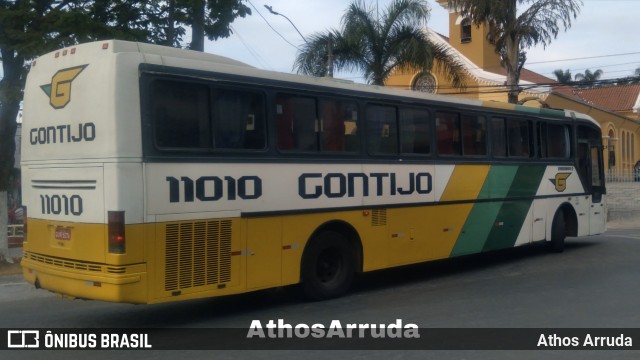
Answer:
[294,0,466,88]
[449,0,582,103]
[574,68,603,87]
[553,69,572,84]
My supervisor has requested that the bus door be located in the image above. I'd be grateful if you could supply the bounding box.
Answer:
[588,144,606,233]
[576,125,606,234]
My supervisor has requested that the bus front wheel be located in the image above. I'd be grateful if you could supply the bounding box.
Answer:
[549,209,566,253]
[301,231,355,301]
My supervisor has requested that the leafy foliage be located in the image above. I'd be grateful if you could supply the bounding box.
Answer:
[449,0,582,103]
[574,68,603,87]
[294,0,466,87]
[553,69,573,84]
[0,0,251,193]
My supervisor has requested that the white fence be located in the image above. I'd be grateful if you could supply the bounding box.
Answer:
[606,168,640,183]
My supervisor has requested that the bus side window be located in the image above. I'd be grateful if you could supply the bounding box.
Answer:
[491,117,507,157]
[436,111,461,156]
[547,123,570,158]
[276,95,318,152]
[367,105,398,155]
[507,119,531,157]
[320,100,359,152]
[462,115,486,156]
[537,122,548,158]
[153,80,211,149]
[212,89,266,150]
[400,107,431,155]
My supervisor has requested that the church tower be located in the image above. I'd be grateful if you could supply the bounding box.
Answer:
[435,0,502,73]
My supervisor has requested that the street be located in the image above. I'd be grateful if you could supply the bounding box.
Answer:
[1,228,639,359]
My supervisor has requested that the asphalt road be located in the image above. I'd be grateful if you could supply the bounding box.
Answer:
[1,228,639,359]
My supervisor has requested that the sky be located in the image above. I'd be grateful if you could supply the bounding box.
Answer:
[204,0,640,83]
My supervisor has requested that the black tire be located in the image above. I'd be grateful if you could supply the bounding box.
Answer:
[549,209,566,253]
[301,231,355,301]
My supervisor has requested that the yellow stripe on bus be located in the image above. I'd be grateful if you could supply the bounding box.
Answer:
[426,165,491,259]
[440,165,490,202]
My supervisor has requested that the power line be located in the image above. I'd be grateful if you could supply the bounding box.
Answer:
[459,51,640,74]
[539,61,640,76]
[526,51,640,65]
[229,25,274,71]
[384,75,640,96]
[246,0,300,50]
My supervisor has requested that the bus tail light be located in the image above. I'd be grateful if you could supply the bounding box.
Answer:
[23,206,27,242]
[108,211,126,254]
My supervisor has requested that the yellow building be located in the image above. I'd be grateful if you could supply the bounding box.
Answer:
[386,0,640,172]
[547,85,640,172]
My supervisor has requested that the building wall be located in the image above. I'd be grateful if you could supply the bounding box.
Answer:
[385,64,548,105]
[446,13,502,73]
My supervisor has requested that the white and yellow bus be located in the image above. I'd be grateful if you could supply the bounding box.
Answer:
[21,40,606,304]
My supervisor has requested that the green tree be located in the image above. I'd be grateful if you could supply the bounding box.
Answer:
[618,66,640,85]
[0,1,251,257]
[449,0,582,103]
[157,0,251,51]
[294,0,466,88]
[0,0,152,258]
[553,69,572,84]
[574,68,603,87]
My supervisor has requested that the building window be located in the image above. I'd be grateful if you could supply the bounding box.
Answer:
[412,72,437,93]
[608,129,616,168]
[461,18,472,43]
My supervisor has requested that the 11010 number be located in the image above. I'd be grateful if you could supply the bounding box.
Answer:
[40,194,83,216]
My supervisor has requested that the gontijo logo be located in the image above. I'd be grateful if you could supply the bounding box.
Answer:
[550,172,572,192]
[40,65,87,109]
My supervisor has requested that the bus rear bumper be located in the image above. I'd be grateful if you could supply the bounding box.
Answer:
[21,255,148,304]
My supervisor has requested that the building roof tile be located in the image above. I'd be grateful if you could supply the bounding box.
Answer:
[553,84,640,112]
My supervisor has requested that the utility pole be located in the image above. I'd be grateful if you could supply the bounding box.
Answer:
[327,35,334,78]
[264,5,308,44]
[265,4,335,78]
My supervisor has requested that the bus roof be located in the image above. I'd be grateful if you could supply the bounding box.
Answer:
[40,40,600,128]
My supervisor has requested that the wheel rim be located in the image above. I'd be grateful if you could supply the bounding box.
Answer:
[316,248,343,284]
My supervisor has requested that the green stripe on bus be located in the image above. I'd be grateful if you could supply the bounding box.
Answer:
[482,165,546,251]
[450,165,518,256]
[539,107,566,118]
[451,202,504,256]
[451,165,547,256]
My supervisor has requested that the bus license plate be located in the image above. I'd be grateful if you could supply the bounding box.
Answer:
[55,227,71,241]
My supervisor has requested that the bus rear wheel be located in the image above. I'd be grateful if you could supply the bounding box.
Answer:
[301,231,355,301]
[549,209,566,253]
